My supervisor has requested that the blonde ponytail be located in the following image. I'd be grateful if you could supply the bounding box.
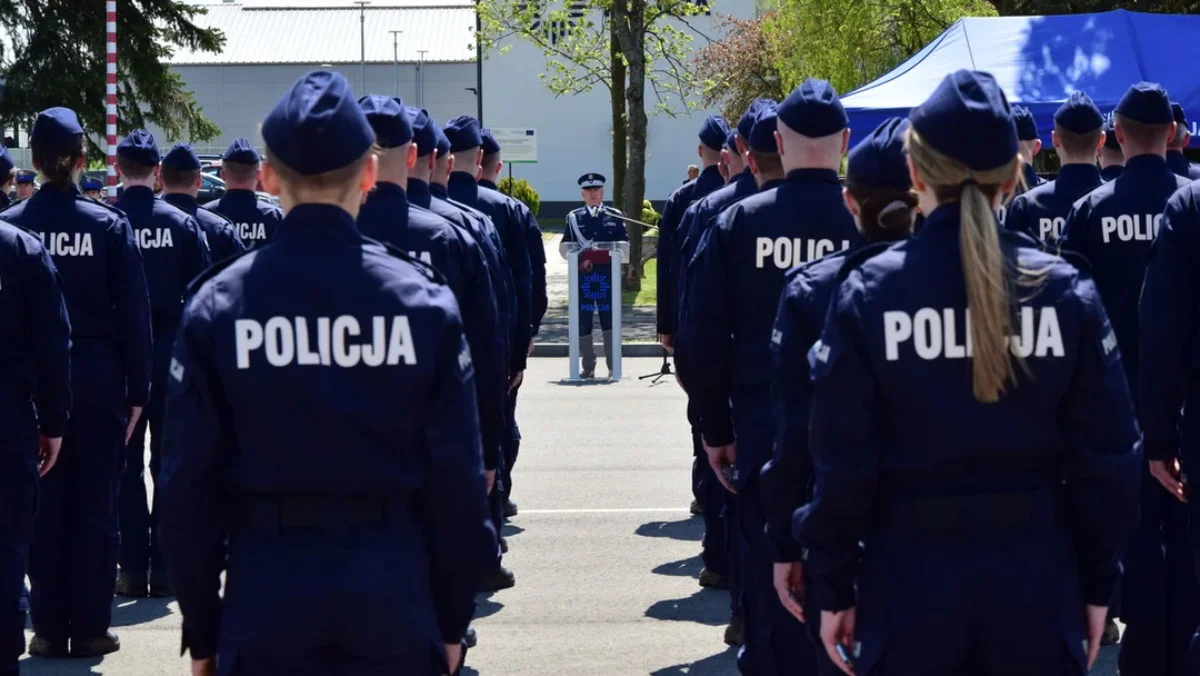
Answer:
[905,129,1023,403]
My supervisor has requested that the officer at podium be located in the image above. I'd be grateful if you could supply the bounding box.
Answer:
[561,173,628,378]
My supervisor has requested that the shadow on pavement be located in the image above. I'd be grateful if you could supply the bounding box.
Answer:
[19,655,104,674]
[461,668,480,676]
[649,645,739,675]
[652,555,703,578]
[110,596,174,627]
[635,518,702,542]
[645,589,729,627]
[551,379,621,387]
[501,524,525,538]
[474,592,505,620]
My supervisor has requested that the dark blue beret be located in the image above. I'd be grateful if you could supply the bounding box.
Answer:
[1115,82,1173,125]
[777,78,848,138]
[699,115,730,151]
[406,108,437,157]
[909,70,1017,172]
[737,99,774,140]
[80,176,103,191]
[435,125,451,159]
[1172,102,1188,127]
[481,128,501,155]
[1053,92,1104,134]
[263,70,374,176]
[847,117,911,191]
[358,95,413,149]
[31,107,84,147]
[1104,117,1120,149]
[0,145,11,177]
[444,116,483,153]
[162,143,202,171]
[15,170,35,184]
[1012,106,1038,141]
[748,104,779,153]
[579,173,605,188]
[117,129,160,166]
[725,129,739,153]
[222,137,261,164]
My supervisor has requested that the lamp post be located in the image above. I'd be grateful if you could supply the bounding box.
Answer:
[389,30,403,96]
[354,1,370,93]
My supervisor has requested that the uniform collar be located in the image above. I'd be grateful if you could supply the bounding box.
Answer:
[479,178,498,190]
[913,204,963,239]
[448,172,478,198]
[1101,165,1123,181]
[407,178,433,208]
[785,168,840,185]
[1124,153,1171,176]
[734,168,757,191]
[430,182,449,199]
[224,188,258,201]
[1167,150,1191,175]
[582,204,603,218]
[1053,163,1102,190]
[1022,163,1040,185]
[372,181,409,206]
[163,192,198,212]
[759,177,787,191]
[274,203,361,243]
[121,185,156,204]
[0,192,9,210]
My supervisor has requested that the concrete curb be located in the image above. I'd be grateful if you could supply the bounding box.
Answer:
[531,342,667,358]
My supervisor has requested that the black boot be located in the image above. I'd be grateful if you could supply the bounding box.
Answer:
[114,571,148,598]
[69,631,120,658]
[27,635,69,658]
[148,571,174,598]
[478,566,516,592]
[503,499,518,518]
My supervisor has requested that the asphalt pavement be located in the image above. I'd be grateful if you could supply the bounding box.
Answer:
[21,357,1121,674]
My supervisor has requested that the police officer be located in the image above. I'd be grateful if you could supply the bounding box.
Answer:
[1167,103,1200,181]
[1060,81,1196,676]
[113,129,211,600]
[1004,92,1106,246]
[80,176,103,201]
[204,138,283,248]
[795,69,1140,675]
[14,171,36,202]
[0,147,14,210]
[356,94,505,503]
[0,202,70,676]
[763,116,917,676]
[1100,118,1125,182]
[3,107,153,658]
[157,70,495,676]
[1013,104,1045,190]
[686,79,857,675]
[161,143,247,262]
[657,115,729,351]
[1140,176,1200,676]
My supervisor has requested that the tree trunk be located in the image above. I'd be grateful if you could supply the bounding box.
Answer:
[610,20,627,214]
[612,0,647,291]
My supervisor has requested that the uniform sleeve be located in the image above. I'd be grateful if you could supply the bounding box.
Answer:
[182,217,212,287]
[656,192,682,336]
[417,315,497,643]
[683,209,737,447]
[560,211,578,259]
[1003,195,1032,239]
[108,217,153,407]
[524,209,548,335]
[156,287,232,660]
[763,277,815,563]
[1059,199,1092,262]
[22,240,72,438]
[502,205,532,373]
[455,233,506,471]
[1139,190,1199,461]
[793,275,880,612]
[1062,275,1143,606]
[226,226,248,256]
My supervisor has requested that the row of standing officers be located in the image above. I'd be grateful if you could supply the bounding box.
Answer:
[657,71,1200,675]
[0,69,547,675]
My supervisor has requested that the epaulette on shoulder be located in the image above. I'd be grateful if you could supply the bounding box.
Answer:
[199,205,233,224]
[186,247,255,297]
[81,195,127,219]
[366,237,449,286]
[836,241,894,282]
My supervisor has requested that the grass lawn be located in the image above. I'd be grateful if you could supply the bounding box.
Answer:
[622,258,657,307]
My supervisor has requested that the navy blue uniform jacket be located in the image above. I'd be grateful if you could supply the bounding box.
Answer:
[1004,164,1103,246]
[1167,150,1200,181]
[118,186,212,326]
[480,178,547,336]
[164,193,247,263]
[657,164,724,335]
[204,189,283,248]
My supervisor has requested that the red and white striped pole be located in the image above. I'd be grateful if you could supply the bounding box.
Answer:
[106,0,117,202]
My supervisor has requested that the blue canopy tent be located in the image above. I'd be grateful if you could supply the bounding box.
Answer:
[840,10,1200,148]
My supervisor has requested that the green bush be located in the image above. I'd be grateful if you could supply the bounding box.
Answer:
[641,199,661,227]
[497,177,541,217]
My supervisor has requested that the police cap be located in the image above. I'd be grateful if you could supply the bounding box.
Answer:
[1104,117,1121,149]
[1053,92,1104,134]
[0,145,13,177]
[579,173,605,189]
[31,107,84,147]
[909,70,1017,172]
[80,176,103,191]
[738,99,774,141]
[1012,105,1039,141]
[406,108,438,157]
[15,170,35,184]
[358,95,414,149]
[748,104,779,153]
[725,129,738,153]
[118,129,161,166]
[434,121,451,159]
[1172,102,1189,127]
[699,115,730,151]
[1115,82,1173,125]
[162,143,202,171]
[444,116,483,153]
[262,70,375,176]
[847,117,911,191]
[776,78,848,138]
[222,137,261,164]
[481,128,501,155]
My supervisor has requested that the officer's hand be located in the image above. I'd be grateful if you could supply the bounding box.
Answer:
[508,371,524,393]
[774,562,806,623]
[820,608,857,676]
[702,441,737,495]
[1084,604,1107,668]
[659,334,674,353]
[191,657,216,676]
[582,260,594,272]
[444,642,463,675]
[124,406,144,445]
[1150,458,1187,503]
[486,470,496,495]
[37,435,62,477]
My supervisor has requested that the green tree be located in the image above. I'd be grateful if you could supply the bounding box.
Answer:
[478,0,708,290]
[0,0,225,155]
[762,0,995,96]
[692,13,789,122]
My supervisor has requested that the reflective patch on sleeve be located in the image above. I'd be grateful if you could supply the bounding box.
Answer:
[808,331,842,381]
[455,336,475,383]
[170,357,186,383]
[1098,320,1120,368]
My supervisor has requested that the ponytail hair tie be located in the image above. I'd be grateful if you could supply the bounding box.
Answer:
[876,200,911,228]
[960,177,979,189]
